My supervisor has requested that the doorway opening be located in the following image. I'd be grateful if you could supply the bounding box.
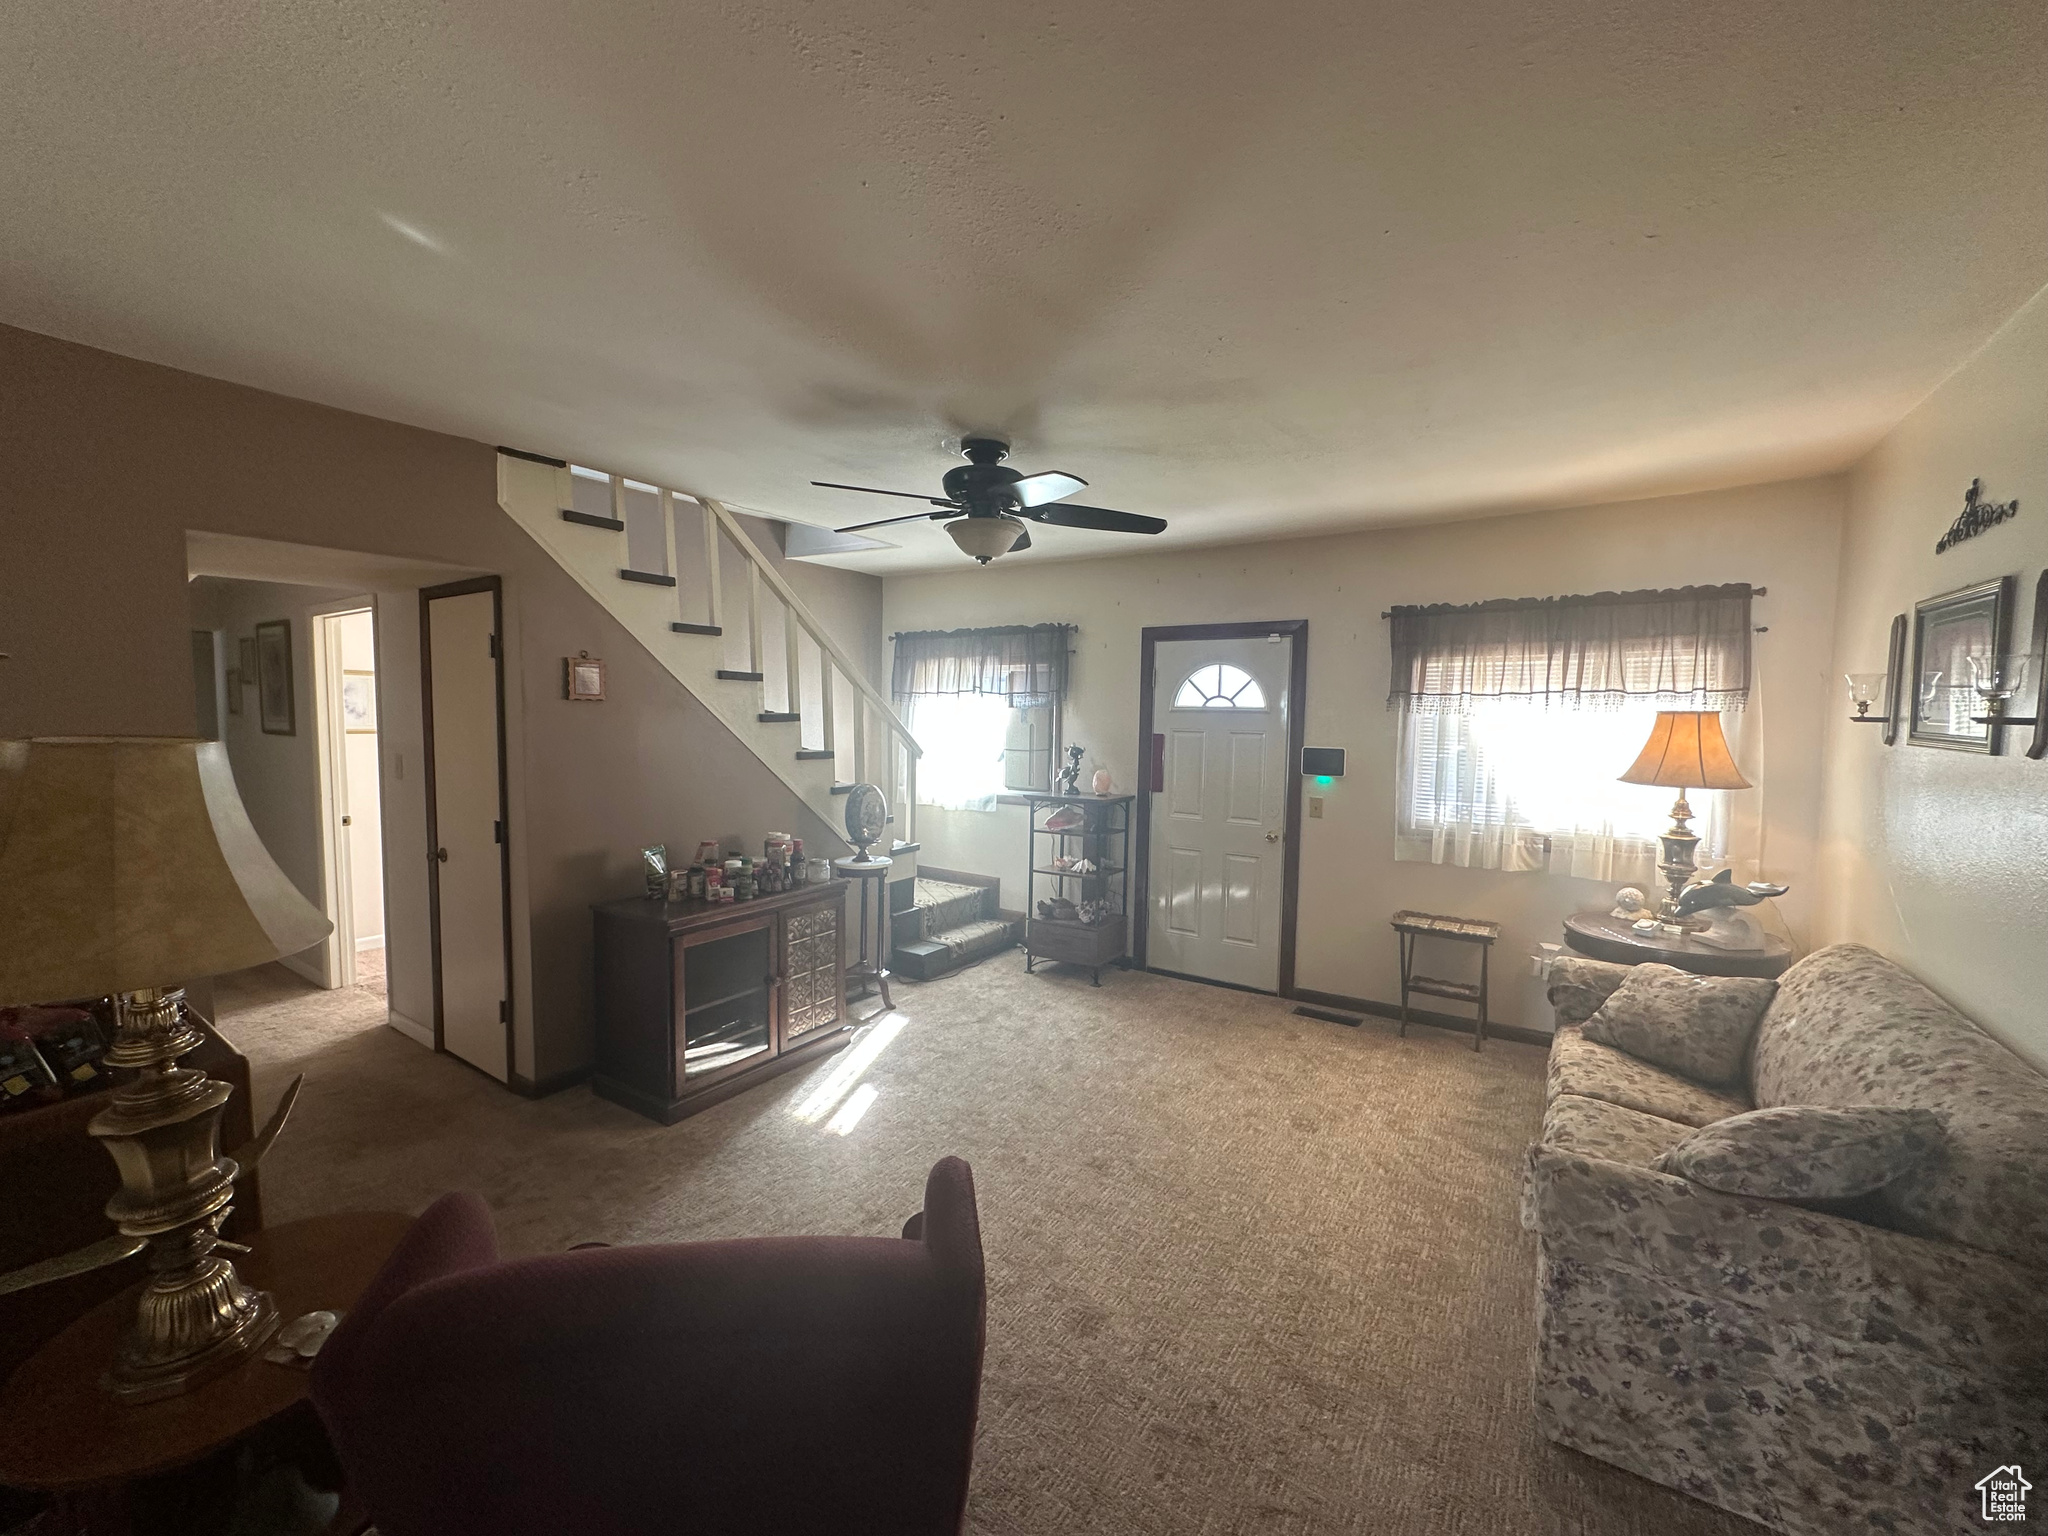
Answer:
[1133,621,1307,995]
[313,606,387,996]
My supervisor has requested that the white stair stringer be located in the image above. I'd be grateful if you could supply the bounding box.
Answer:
[495,452,918,873]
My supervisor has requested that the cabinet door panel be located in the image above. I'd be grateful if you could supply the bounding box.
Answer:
[780,899,844,1044]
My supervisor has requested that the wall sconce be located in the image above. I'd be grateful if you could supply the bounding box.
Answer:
[1845,614,1909,745]
[1966,652,2037,728]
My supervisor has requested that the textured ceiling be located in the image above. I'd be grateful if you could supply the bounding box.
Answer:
[6,2,2046,571]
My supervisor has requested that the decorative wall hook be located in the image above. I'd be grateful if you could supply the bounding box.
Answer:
[1935,479,2018,554]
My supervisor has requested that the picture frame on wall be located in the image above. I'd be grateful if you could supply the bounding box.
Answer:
[224,668,243,715]
[255,619,295,736]
[1908,576,2013,753]
[238,636,257,681]
[342,670,377,733]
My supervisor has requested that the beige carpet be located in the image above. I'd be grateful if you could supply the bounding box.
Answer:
[217,956,1756,1536]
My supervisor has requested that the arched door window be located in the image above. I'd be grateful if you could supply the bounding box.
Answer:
[1173,663,1266,710]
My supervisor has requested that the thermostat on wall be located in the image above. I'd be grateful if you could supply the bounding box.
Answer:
[1300,747,1345,777]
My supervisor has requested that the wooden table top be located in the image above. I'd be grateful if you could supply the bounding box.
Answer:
[0,1209,411,1490]
[1563,911,1793,979]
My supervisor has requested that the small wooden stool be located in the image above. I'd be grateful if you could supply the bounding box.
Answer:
[833,856,894,1021]
[1391,910,1502,1051]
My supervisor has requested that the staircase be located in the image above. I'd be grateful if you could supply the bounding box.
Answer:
[495,450,921,866]
[892,871,1022,980]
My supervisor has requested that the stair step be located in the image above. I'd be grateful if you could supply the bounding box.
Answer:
[670,622,722,636]
[758,711,800,723]
[795,749,835,761]
[620,569,677,587]
[912,878,994,937]
[894,917,1021,980]
[561,509,625,531]
[716,670,764,682]
[830,783,854,795]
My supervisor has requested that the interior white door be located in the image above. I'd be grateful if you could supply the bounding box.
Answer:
[426,587,509,1081]
[1147,635,1292,991]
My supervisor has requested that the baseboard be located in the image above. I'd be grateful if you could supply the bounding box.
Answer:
[279,951,328,989]
[509,1065,592,1099]
[1290,987,1552,1047]
[355,935,385,953]
[385,1010,434,1048]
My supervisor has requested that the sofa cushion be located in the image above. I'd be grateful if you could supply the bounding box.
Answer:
[1581,963,1775,1089]
[1653,1105,1945,1201]
[1545,956,1632,1029]
[1542,1093,1693,1169]
[1752,944,2048,1271]
[1547,1024,1751,1128]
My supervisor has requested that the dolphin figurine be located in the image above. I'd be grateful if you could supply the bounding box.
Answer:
[1675,867,1790,917]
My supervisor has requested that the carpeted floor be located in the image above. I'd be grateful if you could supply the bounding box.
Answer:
[217,956,1756,1536]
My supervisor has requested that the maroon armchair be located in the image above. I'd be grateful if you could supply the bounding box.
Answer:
[311,1157,985,1536]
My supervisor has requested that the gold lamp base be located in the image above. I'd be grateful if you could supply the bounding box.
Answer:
[1654,791,1703,924]
[87,988,278,1401]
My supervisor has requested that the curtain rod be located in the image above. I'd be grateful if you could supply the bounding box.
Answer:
[888,625,1080,641]
[1378,586,1767,619]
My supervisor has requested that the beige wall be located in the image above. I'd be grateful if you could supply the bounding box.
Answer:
[885,478,1845,1031]
[0,324,883,1085]
[1817,285,2048,1068]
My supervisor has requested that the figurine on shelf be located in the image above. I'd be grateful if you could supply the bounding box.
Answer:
[1092,767,1113,795]
[1070,858,1098,875]
[1076,899,1112,926]
[1037,897,1078,922]
[1057,744,1085,796]
[1676,868,1789,951]
[1610,886,1650,920]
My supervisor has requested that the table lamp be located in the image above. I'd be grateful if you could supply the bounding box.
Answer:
[1617,711,1751,921]
[0,738,331,1400]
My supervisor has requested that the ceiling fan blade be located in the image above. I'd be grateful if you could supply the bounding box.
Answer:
[812,481,955,506]
[834,509,954,533]
[1009,524,1032,552]
[1010,471,1087,509]
[1034,503,1168,536]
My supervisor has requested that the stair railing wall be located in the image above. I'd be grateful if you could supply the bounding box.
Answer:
[552,463,919,847]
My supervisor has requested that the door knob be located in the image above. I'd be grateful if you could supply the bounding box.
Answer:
[1266,831,1280,843]
[434,847,448,862]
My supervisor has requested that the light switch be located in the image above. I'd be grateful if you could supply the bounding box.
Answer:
[1309,797,1324,819]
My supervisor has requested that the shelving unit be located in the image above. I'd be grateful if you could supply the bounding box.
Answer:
[1018,793,1135,986]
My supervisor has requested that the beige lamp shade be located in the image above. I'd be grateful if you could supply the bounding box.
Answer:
[1617,711,1752,791]
[0,738,332,1004]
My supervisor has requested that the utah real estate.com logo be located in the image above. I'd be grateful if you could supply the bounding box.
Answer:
[1977,1465,2029,1524]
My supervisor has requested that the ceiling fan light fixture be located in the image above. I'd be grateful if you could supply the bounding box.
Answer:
[946,515,1023,564]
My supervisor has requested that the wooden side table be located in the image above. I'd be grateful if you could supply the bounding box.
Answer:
[1562,912,1793,979]
[833,856,894,1019]
[1391,910,1502,1051]
[0,1210,412,1491]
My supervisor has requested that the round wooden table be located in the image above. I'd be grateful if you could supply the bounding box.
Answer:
[1563,911,1793,979]
[0,1210,411,1491]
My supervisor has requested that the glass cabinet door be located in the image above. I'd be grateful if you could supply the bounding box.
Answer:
[675,915,776,1086]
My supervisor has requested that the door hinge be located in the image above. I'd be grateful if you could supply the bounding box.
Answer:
[488,634,500,659]
[499,999,510,1023]
[494,819,503,844]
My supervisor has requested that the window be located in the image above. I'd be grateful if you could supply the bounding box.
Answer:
[1173,663,1265,710]
[908,694,1059,809]
[1397,699,1732,878]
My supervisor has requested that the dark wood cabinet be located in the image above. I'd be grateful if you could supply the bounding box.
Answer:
[592,882,850,1124]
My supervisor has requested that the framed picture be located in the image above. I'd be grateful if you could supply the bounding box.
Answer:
[224,668,243,715]
[1909,576,2013,752]
[255,619,295,736]
[342,670,377,732]
[565,652,606,701]
[1880,612,1907,746]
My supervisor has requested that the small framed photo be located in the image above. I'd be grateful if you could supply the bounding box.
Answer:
[1909,576,2013,752]
[225,669,244,714]
[342,670,377,732]
[238,636,258,681]
[256,620,295,736]
[565,652,606,702]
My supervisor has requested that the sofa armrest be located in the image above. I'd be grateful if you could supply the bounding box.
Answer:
[1546,957,1632,1029]
[1527,1144,2048,1391]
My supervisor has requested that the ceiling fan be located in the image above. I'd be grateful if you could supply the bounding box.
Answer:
[813,438,1167,563]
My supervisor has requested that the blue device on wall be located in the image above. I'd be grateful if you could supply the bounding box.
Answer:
[1300,747,1345,778]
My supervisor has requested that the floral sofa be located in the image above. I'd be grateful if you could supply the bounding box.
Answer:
[1525,943,2048,1535]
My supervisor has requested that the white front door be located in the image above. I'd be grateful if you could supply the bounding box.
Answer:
[425,585,510,1081]
[1147,634,1292,991]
